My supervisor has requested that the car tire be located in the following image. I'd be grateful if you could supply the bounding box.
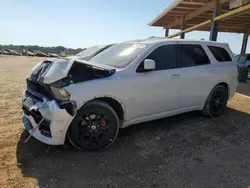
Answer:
[202,85,228,117]
[67,100,119,151]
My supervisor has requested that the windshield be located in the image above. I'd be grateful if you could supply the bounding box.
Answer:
[89,42,149,68]
[76,45,104,57]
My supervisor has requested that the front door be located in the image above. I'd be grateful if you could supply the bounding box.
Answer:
[126,44,182,120]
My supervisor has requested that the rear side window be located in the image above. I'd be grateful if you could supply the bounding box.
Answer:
[178,44,210,68]
[208,46,232,62]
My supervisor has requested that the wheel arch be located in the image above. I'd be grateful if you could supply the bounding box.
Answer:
[79,95,125,121]
[215,82,230,98]
[203,82,230,109]
[202,82,229,117]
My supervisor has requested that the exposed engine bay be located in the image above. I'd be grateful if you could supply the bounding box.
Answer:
[30,58,116,87]
[53,62,115,87]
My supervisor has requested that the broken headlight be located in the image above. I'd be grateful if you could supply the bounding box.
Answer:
[50,86,71,101]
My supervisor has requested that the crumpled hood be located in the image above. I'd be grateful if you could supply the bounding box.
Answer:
[66,55,92,61]
[30,57,115,84]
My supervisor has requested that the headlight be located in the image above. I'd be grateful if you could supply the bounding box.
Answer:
[50,86,71,101]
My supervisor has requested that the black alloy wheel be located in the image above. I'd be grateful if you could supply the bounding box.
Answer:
[203,85,228,117]
[67,100,119,150]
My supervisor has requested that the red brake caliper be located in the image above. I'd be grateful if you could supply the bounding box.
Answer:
[100,119,107,128]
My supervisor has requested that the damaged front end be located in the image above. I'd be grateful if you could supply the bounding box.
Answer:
[22,58,115,145]
[22,83,77,145]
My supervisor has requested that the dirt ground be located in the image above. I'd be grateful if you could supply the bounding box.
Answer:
[1,55,250,188]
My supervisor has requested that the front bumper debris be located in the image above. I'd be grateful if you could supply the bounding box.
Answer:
[22,90,76,145]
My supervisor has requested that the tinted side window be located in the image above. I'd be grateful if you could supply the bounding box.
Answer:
[178,44,210,68]
[246,55,250,61]
[139,45,177,71]
[208,46,232,62]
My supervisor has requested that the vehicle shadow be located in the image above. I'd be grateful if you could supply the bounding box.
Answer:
[16,107,250,188]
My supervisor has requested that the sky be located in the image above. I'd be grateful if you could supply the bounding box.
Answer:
[1,0,249,54]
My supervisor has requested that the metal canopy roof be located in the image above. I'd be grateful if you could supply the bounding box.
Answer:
[149,0,250,34]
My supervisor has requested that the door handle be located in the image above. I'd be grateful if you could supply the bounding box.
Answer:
[209,69,216,73]
[171,74,180,78]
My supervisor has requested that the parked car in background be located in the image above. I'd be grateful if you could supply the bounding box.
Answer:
[235,54,250,67]
[4,49,22,55]
[22,39,238,151]
[48,53,59,58]
[74,44,113,60]
[1,50,11,55]
[33,50,49,57]
[27,51,35,56]
[235,54,250,79]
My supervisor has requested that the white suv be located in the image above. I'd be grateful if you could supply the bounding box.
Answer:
[22,39,238,150]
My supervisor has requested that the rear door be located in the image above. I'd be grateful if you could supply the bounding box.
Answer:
[207,45,237,99]
[176,44,213,108]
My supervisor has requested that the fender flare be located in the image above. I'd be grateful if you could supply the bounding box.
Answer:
[78,94,126,116]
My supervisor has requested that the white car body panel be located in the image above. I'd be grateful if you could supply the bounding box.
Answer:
[22,39,238,145]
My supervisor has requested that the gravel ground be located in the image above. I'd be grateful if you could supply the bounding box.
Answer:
[1,55,250,188]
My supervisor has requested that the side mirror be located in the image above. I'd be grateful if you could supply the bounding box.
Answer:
[144,59,155,71]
